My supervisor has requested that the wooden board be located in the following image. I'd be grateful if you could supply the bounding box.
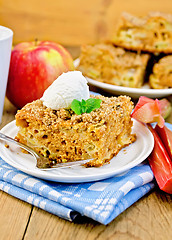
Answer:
[0,0,172,45]
[0,192,32,240]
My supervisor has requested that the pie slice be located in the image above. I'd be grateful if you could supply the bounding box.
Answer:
[111,12,172,53]
[15,95,136,168]
[149,55,172,89]
[77,43,150,88]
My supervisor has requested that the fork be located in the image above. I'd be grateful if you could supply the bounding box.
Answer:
[0,132,92,170]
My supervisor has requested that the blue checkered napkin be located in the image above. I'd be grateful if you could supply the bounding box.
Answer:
[0,158,154,225]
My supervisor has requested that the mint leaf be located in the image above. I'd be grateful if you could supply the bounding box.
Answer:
[71,99,82,115]
[71,98,102,115]
[81,99,86,113]
[85,98,102,113]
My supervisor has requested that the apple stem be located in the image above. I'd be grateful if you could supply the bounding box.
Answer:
[34,38,38,46]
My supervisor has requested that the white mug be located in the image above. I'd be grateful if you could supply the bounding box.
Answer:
[0,26,13,123]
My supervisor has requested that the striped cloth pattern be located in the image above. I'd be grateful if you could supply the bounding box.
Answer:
[0,158,154,225]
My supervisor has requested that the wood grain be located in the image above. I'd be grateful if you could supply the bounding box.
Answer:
[20,190,172,240]
[0,0,172,46]
[0,98,17,128]
[0,191,32,240]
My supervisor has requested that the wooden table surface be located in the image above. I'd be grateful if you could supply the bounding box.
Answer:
[1,48,172,240]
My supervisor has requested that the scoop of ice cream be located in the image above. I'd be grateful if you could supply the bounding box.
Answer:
[41,71,90,110]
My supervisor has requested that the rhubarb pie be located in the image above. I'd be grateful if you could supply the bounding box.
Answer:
[15,95,136,168]
[111,12,172,53]
[149,55,172,89]
[77,43,150,88]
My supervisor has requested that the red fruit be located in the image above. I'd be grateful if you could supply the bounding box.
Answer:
[6,41,74,108]
[131,96,164,128]
[155,124,172,160]
[148,124,172,194]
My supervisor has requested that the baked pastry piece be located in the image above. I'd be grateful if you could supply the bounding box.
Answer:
[15,95,136,168]
[111,12,172,53]
[149,55,172,89]
[77,43,150,88]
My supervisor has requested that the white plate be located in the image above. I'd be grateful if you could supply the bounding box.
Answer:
[74,58,172,99]
[0,120,154,183]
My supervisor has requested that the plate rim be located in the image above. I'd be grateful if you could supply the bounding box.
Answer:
[87,77,172,94]
[0,120,154,183]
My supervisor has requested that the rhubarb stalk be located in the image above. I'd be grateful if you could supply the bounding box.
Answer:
[147,124,172,194]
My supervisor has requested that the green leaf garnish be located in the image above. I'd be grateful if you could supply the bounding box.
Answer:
[71,98,102,115]
[71,99,82,115]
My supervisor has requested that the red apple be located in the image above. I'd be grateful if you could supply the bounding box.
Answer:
[6,41,75,108]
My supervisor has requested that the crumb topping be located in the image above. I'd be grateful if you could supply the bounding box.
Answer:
[79,43,149,68]
[16,95,133,128]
